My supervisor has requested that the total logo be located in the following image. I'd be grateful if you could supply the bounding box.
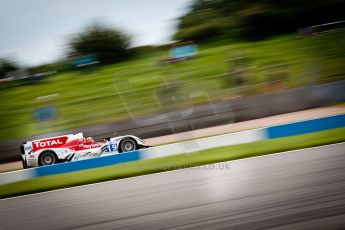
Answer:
[34,140,63,148]
[32,136,68,151]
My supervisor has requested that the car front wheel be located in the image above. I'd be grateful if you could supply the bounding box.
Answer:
[119,138,137,153]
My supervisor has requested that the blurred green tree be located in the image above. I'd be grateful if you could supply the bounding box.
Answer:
[68,22,131,65]
[0,58,19,79]
[174,0,345,42]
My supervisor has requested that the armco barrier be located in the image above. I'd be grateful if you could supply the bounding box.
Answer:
[35,150,141,177]
[266,114,345,138]
[0,169,35,185]
[0,114,344,185]
[140,129,266,160]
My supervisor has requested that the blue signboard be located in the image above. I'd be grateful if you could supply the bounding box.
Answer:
[35,106,57,121]
[73,55,98,67]
[170,44,197,59]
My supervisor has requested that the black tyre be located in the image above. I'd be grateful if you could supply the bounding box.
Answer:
[119,138,137,153]
[39,151,57,166]
[21,158,28,169]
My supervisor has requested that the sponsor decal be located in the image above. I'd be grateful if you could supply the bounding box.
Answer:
[81,143,103,149]
[28,159,36,164]
[32,136,68,151]
[24,145,33,152]
[73,151,100,160]
[91,143,102,148]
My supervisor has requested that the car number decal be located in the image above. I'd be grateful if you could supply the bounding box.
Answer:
[102,143,117,153]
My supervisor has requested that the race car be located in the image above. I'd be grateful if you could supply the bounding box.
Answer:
[20,133,149,168]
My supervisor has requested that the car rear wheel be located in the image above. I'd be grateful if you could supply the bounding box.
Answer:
[119,138,137,153]
[39,151,57,166]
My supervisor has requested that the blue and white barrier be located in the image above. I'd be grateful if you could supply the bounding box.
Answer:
[140,129,266,160]
[0,169,35,185]
[266,113,345,138]
[1,113,344,185]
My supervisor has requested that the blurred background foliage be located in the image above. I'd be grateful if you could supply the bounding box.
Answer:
[0,0,344,140]
[174,0,345,41]
[0,58,20,79]
[68,22,131,65]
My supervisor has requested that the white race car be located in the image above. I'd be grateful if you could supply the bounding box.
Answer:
[20,133,149,168]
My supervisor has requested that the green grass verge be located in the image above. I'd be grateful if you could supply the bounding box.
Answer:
[1,127,345,198]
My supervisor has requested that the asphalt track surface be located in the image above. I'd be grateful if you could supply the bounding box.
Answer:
[1,143,345,230]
